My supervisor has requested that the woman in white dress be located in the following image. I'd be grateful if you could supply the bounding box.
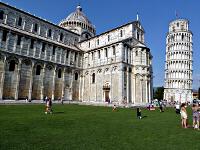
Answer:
[180,103,188,128]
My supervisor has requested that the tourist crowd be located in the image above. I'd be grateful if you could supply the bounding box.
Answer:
[178,102,200,130]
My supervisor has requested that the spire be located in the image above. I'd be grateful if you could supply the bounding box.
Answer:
[136,12,139,21]
[175,10,178,19]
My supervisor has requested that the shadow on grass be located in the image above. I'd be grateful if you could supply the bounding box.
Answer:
[52,112,65,114]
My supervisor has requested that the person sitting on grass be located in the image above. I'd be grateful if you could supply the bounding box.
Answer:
[112,104,117,111]
[45,98,53,114]
[45,98,50,114]
[137,107,142,119]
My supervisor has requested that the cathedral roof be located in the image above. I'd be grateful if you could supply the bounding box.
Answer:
[135,42,146,47]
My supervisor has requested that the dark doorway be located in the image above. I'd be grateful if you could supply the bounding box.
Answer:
[105,90,110,102]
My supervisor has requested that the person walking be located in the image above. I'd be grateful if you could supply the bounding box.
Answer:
[61,95,64,105]
[175,102,180,114]
[192,104,199,130]
[49,98,53,114]
[158,100,164,112]
[25,96,28,103]
[45,96,48,103]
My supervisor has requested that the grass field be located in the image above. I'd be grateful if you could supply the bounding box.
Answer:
[0,104,199,150]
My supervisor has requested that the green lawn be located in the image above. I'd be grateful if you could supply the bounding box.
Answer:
[0,104,199,150]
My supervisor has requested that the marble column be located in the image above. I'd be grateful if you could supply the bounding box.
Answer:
[61,68,66,100]
[64,52,67,65]
[6,31,11,51]
[79,74,83,101]
[119,43,124,62]
[110,68,113,103]
[68,51,71,65]
[19,37,24,54]
[0,56,6,100]
[51,66,56,100]
[4,13,7,24]
[124,46,127,63]
[148,80,151,103]
[40,64,46,100]
[140,79,143,103]
[119,65,124,104]
[89,72,91,101]
[15,58,22,100]
[145,79,148,103]
[95,73,97,102]
[132,76,136,104]
[126,70,129,103]
[28,61,34,100]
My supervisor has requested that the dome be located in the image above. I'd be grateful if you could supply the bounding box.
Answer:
[65,5,91,25]
[59,5,96,38]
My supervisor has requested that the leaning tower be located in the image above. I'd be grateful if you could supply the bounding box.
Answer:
[164,19,193,103]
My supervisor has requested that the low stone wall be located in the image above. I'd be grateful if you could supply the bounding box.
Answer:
[0,99,148,108]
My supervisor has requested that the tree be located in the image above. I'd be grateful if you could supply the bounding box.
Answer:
[153,86,164,100]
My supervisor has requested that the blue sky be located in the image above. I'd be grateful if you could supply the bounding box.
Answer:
[2,0,200,89]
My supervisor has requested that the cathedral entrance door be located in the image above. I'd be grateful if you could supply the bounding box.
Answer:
[103,81,110,103]
[105,91,110,102]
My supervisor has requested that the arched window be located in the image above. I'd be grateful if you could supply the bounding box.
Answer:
[34,23,38,32]
[92,73,95,83]
[108,35,110,41]
[120,30,123,37]
[75,72,78,80]
[137,32,140,40]
[135,50,138,56]
[9,60,15,71]
[113,46,116,55]
[182,34,184,41]
[52,45,56,55]
[0,10,4,20]
[58,69,62,78]
[60,33,63,41]
[36,65,41,75]
[105,48,108,57]
[2,30,8,41]
[42,43,46,52]
[18,17,22,26]
[85,34,89,39]
[181,25,184,30]
[48,29,52,37]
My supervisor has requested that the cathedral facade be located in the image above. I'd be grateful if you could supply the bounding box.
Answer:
[0,2,153,105]
[164,19,193,103]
